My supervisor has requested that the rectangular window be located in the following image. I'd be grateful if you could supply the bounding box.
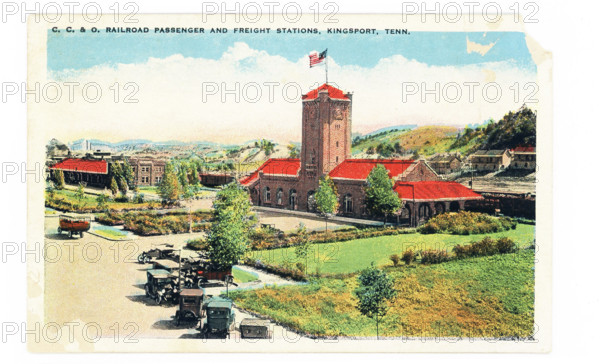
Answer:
[141,166,150,173]
[141,176,149,183]
[155,176,162,184]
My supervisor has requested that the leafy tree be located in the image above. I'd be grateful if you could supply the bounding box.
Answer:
[109,177,119,197]
[117,176,128,194]
[188,164,199,185]
[315,176,339,232]
[376,143,394,157]
[207,183,253,269]
[158,162,180,202]
[75,183,85,202]
[364,164,402,225]
[355,265,397,339]
[52,169,65,189]
[96,192,109,211]
[178,164,189,191]
[121,160,135,189]
[294,224,312,273]
[393,141,404,155]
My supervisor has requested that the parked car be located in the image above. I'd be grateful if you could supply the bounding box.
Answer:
[144,269,179,305]
[240,319,270,339]
[201,296,235,338]
[174,288,205,327]
[137,244,176,264]
[57,214,91,238]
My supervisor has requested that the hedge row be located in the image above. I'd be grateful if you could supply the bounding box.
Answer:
[250,226,416,250]
[397,236,519,266]
[242,257,307,281]
[96,211,213,236]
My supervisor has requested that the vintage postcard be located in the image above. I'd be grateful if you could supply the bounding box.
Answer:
[27,12,552,352]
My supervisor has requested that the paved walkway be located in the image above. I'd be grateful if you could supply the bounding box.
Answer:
[254,206,385,227]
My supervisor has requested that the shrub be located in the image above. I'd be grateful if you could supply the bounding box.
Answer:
[420,249,450,264]
[390,254,401,267]
[452,236,518,259]
[419,211,515,235]
[401,250,416,265]
[186,238,208,251]
[496,237,518,254]
[133,193,145,203]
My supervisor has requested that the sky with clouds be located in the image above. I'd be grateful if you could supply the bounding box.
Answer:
[46,30,537,144]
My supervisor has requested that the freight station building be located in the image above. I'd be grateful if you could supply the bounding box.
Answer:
[240,83,483,226]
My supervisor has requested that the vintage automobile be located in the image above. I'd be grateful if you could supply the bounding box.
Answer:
[174,288,205,327]
[57,215,91,238]
[240,318,270,339]
[201,296,235,338]
[144,269,180,305]
[137,244,176,264]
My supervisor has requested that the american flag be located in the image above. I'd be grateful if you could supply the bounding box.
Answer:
[309,49,327,67]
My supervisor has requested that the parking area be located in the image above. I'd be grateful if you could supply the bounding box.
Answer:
[43,216,307,343]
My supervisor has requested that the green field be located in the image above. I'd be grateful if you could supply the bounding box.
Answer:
[248,224,534,274]
[231,249,535,338]
[232,266,259,283]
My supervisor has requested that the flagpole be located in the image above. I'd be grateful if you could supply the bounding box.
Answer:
[325,55,328,85]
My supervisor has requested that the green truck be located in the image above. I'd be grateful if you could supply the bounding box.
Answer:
[202,296,235,338]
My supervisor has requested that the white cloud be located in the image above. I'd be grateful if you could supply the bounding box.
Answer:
[44,42,537,144]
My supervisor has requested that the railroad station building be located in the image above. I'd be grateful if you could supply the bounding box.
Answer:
[49,158,110,188]
[240,83,483,226]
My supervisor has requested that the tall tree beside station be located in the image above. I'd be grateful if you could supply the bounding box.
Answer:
[355,265,397,339]
[52,169,65,189]
[121,160,135,189]
[109,177,119,197]
[364,164,402,225]
[158,162,180,202]
[207,183,253,270]
[315,176,339,232]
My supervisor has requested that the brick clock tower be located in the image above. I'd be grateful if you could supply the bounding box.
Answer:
[299,84,352,209]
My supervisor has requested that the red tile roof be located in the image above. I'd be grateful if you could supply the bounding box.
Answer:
[240,158,300,186]
[328,159,415,180]
[512,146,535,153]
[393,181,483,201]
[50,158,108,174]
[302,83,350,101]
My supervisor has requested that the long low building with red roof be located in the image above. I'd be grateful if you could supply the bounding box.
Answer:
[240,83,483,226]
[49,158,111,187]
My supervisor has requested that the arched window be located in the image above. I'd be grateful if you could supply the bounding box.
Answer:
[289,189,297,210]
[264,187,271,202]
[344,194,353,213]
[307,191,316,212]
[276,188,283,205]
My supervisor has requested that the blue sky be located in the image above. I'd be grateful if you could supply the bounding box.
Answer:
[47,30,535,72]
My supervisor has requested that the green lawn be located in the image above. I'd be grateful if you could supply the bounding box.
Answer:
[91,226,130,240]
[232,266,259,283]
[136,186,158,194]
[230,250,535,338]
[248,224,535,274]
